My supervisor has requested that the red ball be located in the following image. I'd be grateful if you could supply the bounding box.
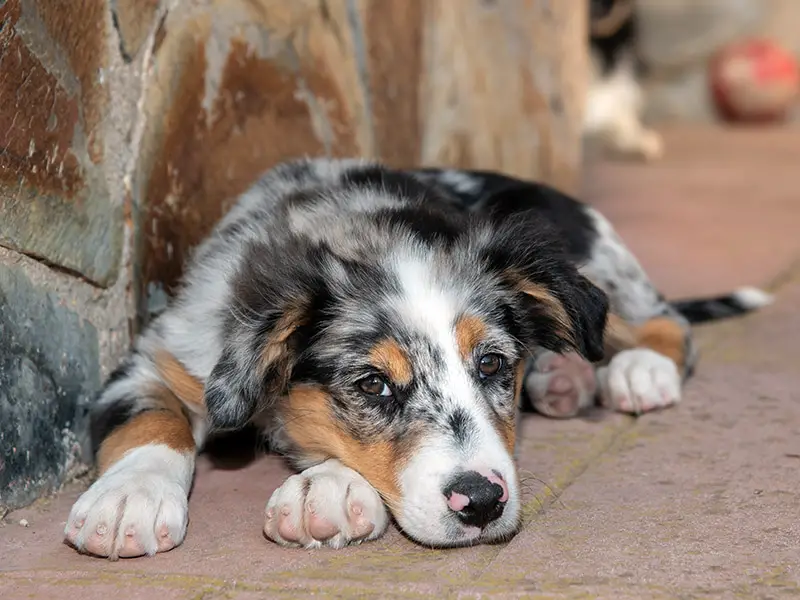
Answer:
[709,38,800,123]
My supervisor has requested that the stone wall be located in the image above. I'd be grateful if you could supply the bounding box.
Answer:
[0,0,588,511]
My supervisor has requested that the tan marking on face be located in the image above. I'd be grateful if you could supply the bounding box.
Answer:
[96,406,195,474]
[155,350,206,413]
[281,385,416,508]
[517,281,575,348]
[502,362,526,453]
[369,339,413,386]
[603,314,687,375]
[454,314,487,361]
[488,362,523,456]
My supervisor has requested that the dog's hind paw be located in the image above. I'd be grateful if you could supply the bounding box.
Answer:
[597,348,681,415]
[526,351,597,418]
[264,459,389,549]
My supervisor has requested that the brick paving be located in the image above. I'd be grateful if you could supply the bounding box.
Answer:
[2,127,799,599]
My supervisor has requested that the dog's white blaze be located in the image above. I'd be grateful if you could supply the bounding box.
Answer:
[389,255,520,544]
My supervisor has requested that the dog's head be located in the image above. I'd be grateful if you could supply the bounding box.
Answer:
[205,181,608,546]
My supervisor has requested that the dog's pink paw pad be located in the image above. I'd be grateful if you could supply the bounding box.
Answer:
[83,527,113,557]
[117,528,146,558]
[307,504,340,541]
[549,375,574,394]
[156,525,176,552]
[347,502,375,538]
[526,351,597,418]
[265,462,389,549]
[277,507,301,542]
[64,518,84,545]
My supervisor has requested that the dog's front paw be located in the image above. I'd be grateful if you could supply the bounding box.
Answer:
[64,446,193,560]
[264,459,389,549]
[597,348,681,415]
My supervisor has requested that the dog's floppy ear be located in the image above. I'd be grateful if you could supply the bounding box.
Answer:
[204,239,326,431]
[477,212,609,362]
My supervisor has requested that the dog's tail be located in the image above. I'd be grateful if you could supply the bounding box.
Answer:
[669,286,774,324]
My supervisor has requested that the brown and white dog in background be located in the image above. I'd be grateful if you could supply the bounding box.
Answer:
[585,0,664,161]
[63,159,771,559]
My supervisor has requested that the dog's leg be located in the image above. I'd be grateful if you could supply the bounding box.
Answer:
[578,207,695,415]
[526,312,689,417]
[595,314,687,414]
[263,459,389,549]
[64,347,205,559]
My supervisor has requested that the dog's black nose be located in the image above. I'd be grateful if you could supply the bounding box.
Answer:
[443,470,506,529]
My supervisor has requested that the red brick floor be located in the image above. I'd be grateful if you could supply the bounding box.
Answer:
[2,127,799,598]
[584,126,800,298]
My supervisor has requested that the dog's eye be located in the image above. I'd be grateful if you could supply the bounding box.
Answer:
[357,375,393,397]
[478,353,504,378]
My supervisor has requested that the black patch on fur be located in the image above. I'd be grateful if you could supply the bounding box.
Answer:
[89,395,141,456]
[105,358,135,387]
[344,166,442,203]
[476,183,597,262]
[670,294,760,324]
[480,216,608,362]
[377,205,465,246]
[589,0,648,77]
[413,169,598,262]
[448,408,474,446]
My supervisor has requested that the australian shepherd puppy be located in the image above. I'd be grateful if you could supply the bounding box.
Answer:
[64,159,770,559]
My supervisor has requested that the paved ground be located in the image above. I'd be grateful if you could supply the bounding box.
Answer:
[2,127,799,599]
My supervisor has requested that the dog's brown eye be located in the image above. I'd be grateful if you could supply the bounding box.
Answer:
[358,375,393,397]
[478,353,504,378]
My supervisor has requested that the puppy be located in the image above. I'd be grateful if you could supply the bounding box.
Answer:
[585,0,664,161]
[63,159,770,558]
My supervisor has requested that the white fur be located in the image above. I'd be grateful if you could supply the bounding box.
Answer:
[597,348,681,415]
[584,55,663,162]
[264,459,388,549]
[387,255,520,545]
[436,169,483,195]
[64,445,194,559]
[732,286,774,309]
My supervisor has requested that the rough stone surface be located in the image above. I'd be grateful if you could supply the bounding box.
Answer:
[0,265,100,511]
[135,0,588,305]
[0,0,123,286]
[418,0,588,192]
[135,0,370,303]
[111,0,162,61]
[1,127,798,598]
[0,0,143,511]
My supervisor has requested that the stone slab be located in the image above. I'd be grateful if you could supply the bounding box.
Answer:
[0,0,122,286]
[0,265,100,511]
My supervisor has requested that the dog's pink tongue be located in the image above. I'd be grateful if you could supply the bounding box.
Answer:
[447,492,470,512]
